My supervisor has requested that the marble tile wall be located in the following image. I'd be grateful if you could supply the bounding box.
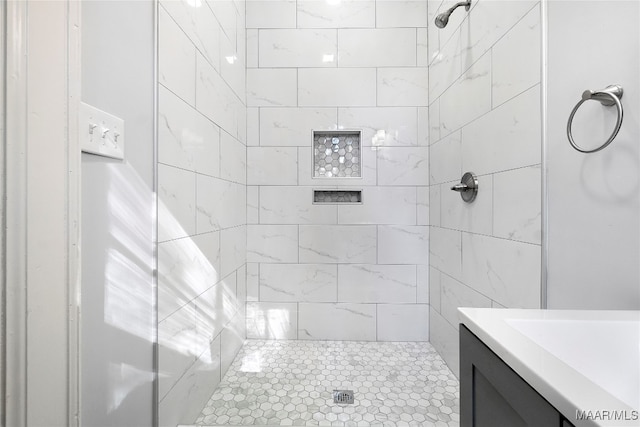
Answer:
[245,0,430,342]
[427,0,542,376]
[156,1,247,425]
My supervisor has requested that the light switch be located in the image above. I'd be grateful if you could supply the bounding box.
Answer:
[80,102,125,160]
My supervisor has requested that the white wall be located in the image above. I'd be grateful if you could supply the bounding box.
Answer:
[546,0,640,309]
[245,0,431,342]
[156,0,247,425]
[427,0,543,375]
[81,1,155,425]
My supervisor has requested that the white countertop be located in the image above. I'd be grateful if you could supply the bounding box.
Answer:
[458,308,640,427]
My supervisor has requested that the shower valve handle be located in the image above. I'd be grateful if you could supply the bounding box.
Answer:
[451,183,469,192]
[451,172,478,203]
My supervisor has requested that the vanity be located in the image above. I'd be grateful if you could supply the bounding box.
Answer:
[459,308,640,427]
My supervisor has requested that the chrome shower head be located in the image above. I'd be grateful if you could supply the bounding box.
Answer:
[434,13,449,29]
[434,1,471,29]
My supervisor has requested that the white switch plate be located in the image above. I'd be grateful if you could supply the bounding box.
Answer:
[80,102,125,160]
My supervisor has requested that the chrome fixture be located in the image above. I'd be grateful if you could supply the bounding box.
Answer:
[434,1,471,29]
[451,172,478,203]
[567,84,624,153]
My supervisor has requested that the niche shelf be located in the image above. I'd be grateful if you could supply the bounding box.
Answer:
[313,189,362,204]
[313,130,361,178]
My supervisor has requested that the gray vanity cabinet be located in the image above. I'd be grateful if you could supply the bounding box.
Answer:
[460,325,576,427]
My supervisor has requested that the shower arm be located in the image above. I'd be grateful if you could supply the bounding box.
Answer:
[447,1,471,14]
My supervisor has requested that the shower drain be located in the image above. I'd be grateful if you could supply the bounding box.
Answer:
[333,389,355,404]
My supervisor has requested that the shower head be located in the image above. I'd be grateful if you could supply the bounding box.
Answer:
[435,1,471,29]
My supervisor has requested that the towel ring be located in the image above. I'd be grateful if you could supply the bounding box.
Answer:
[566,85,624,153]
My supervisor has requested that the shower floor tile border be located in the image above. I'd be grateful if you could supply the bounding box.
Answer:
[192,340,460,427]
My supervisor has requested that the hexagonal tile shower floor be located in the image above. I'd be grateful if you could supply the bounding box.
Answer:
[192,340,459,427]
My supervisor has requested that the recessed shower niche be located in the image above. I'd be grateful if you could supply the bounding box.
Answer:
[313,130,362,178]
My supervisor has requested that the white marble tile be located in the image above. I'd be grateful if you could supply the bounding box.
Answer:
[417,28,429,67]
[297,0,375,29]
[159,7,196,105]
[194,281,233,346]
[220,34,246,102]
[299,225,377,264]
[417,186,429,225]
[246,147,298,185]
[221,311,245,374]
[376,0,428,27]
[158,334,221,427]
[247,185,259,224]
[158,301,197,400]
[492,4,541,106]
[260,107,337,147]
[460,0,538,72]
[260,264,338,302]
[157,13,208,62]
[247,225,299,263]
[493,166,542,244]
[429,226,462,280]
[338,29,416,67]
[492,300,506,309]
[338,264,416,303]
[429,130,461,185]
[246,29,258,68]
[246,107,259,146]
[417,106,429,146]
[461,232,541,309]
[378,225,429,265]
[247,68,297,107]
[220,131,246,184]
[158,164,196,241]
[298,303,376,341]
[337,107,418,147]
[440,274,491,331]
[298,68,376,107]
[246,0,296,29]
[377,67,429,107]
[429,267,441,311]
[259,186,338,224]
[461,85,541,175]
[236,77,247,143]
[192,231,222,281]
[337,186,416,225]
[377,304,429,342]
[377,147,429,186]
[429,308,459,377]
[159,1,194,42]
[246,302,298,339]
[196,54,241,138]
[417,264,429,303]
[246,263,259,301]
[207,0,239,46]
[220,226,247,278]
[196,175,246,232]
[193,1,222,71]
[259,29,337,68]
[440,53,491,134]
[428,99,440,143]
[298,146,377,186]
[158,237,218,321]
[441,175,493,236]
[428,27,461,101]
[426,0,440,65]
[236,264,247,307]
[429,185,441,227]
